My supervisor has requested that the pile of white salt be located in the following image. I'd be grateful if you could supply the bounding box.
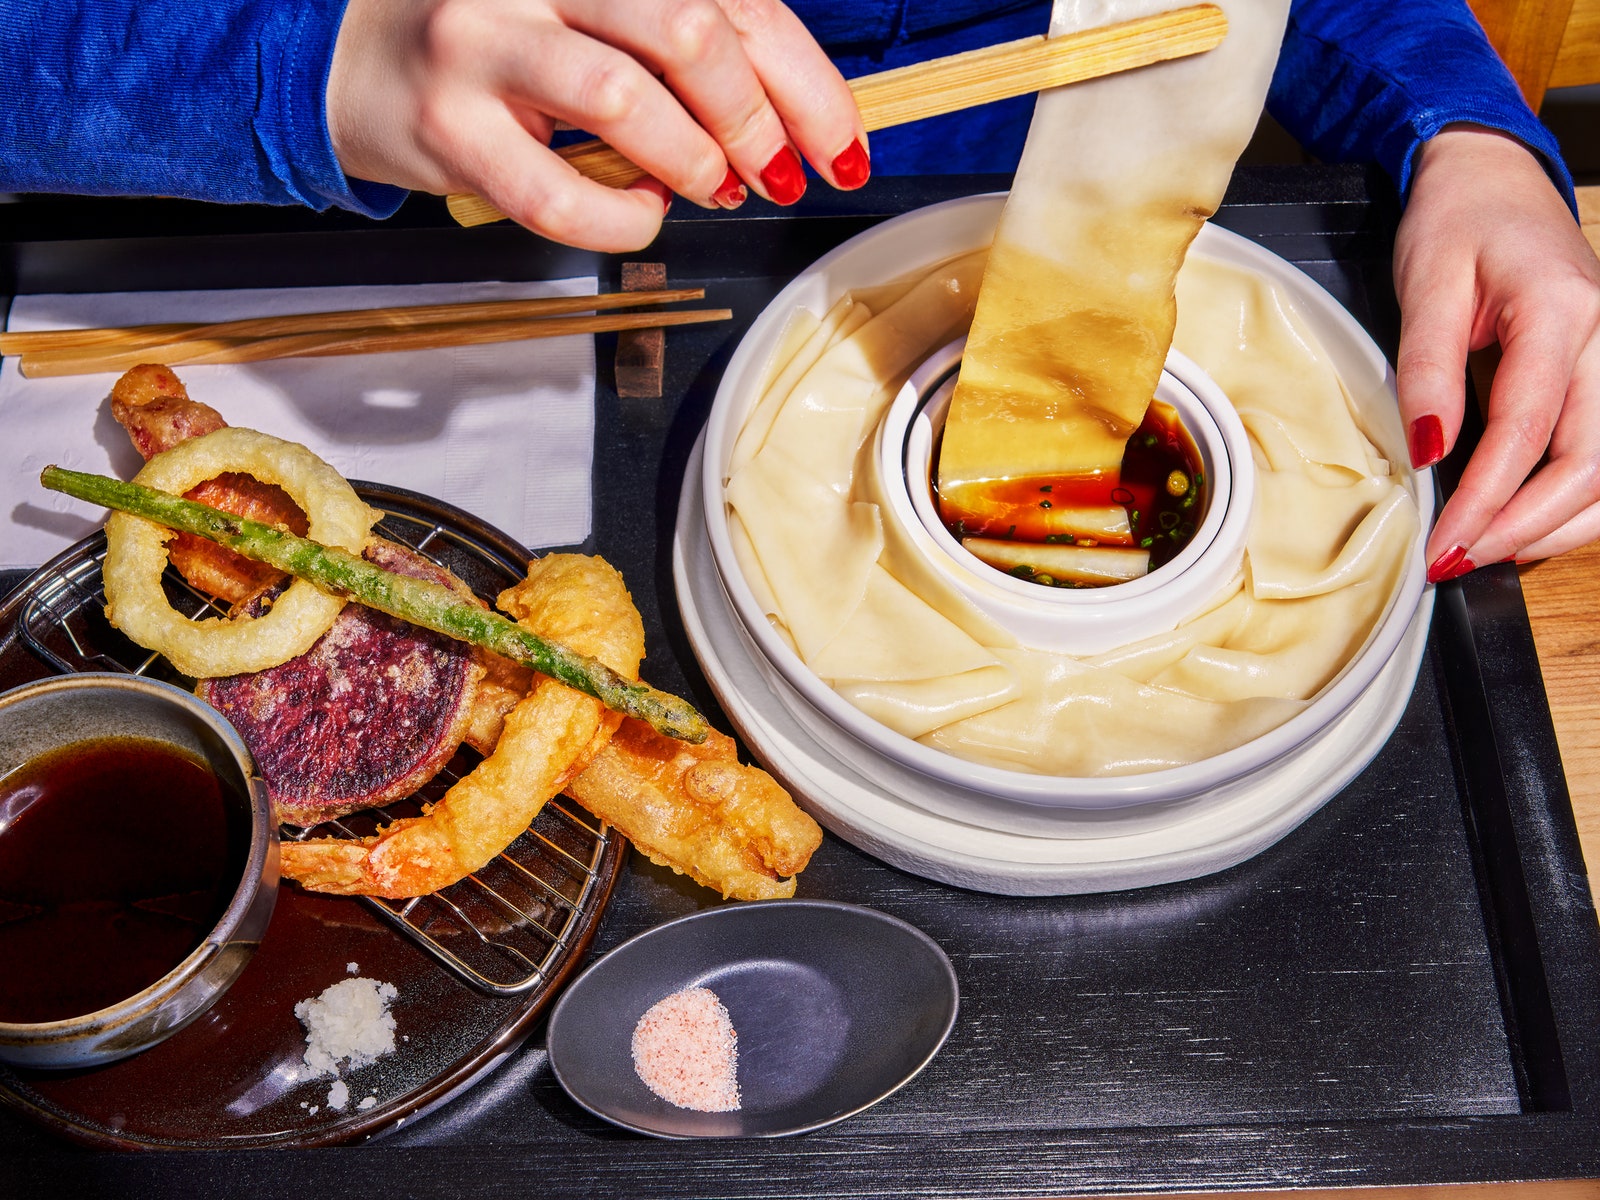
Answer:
[293,974,399,1111]
[630,986,741,1112]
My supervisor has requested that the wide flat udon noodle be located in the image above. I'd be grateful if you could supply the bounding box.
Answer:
[938,0,1292,507]
[725,252,988,661]
[724,250,1418,776]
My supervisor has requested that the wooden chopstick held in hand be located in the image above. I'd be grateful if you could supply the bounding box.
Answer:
[445,3,1228,228]
[18,308,733,378]
[0,287,707,357]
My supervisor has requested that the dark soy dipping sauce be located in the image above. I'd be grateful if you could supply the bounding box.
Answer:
[1110,403,1208,570]
[937,402,1207,580]
[0,737,249,1024]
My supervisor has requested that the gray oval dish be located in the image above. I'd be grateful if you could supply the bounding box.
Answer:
[546,899,958,1138]
[0,673,278,1069]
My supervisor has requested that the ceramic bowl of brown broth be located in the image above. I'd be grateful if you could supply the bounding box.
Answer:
[699,193,1430,816]
[0,674,277,1069]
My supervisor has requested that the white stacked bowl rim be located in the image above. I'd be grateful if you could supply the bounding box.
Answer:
[701,193,1431,812]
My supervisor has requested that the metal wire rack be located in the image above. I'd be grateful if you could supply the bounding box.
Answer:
[14,485,618,997]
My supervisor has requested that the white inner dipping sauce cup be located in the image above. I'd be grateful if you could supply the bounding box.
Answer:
[881,334,1255,655]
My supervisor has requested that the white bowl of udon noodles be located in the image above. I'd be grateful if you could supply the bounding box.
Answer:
[699,193,1431,823]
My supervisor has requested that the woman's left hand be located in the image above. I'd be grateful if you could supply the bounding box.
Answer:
[1392,125,1600,580]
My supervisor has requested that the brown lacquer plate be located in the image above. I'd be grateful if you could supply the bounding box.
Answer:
[0,484,626,1148]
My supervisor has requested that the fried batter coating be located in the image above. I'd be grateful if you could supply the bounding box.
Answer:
[111,363,307,604]
[108,365,821,901]
[110,363,222,456]
[454,634,823,900]
[279,554,646,897]
[565,720,823,901]
[462,650,534,754]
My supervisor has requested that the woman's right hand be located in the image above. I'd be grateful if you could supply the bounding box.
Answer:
[326,0,869,251]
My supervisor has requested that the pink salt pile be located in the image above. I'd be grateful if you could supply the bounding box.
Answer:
[630,985,741,1112]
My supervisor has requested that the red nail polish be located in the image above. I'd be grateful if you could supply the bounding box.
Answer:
[1427,545,1475,584]
[1408,413,1445,468]
[831,138,870,189]
[711,167,745,210]
[760,146,806,206]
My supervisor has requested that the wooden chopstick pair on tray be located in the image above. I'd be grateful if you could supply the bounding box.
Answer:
[0,289,731,378]
[0,5,1226,378]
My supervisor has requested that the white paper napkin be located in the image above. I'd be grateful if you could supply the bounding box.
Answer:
[2,278,599,570]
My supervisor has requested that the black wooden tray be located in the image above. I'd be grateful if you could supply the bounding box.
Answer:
[2,167,1598,1196]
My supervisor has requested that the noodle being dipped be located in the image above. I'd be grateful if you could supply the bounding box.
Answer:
[722,0,1418,781]
[938,0,1290,590]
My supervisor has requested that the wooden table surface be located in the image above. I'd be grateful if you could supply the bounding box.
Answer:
[1523,544,1600,909]
[1516,186,1600,910]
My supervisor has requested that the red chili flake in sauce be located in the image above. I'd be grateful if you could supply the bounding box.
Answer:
[631,986,741,1112]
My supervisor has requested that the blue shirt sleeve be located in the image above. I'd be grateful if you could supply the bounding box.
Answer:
[1267,0,1576,211]
[791,0,1577,216]
[0,0,1573,221]
[794,0,1048,174]
[0,0,405,217]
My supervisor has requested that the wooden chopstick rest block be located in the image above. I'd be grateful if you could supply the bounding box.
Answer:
[616,262,667,398]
